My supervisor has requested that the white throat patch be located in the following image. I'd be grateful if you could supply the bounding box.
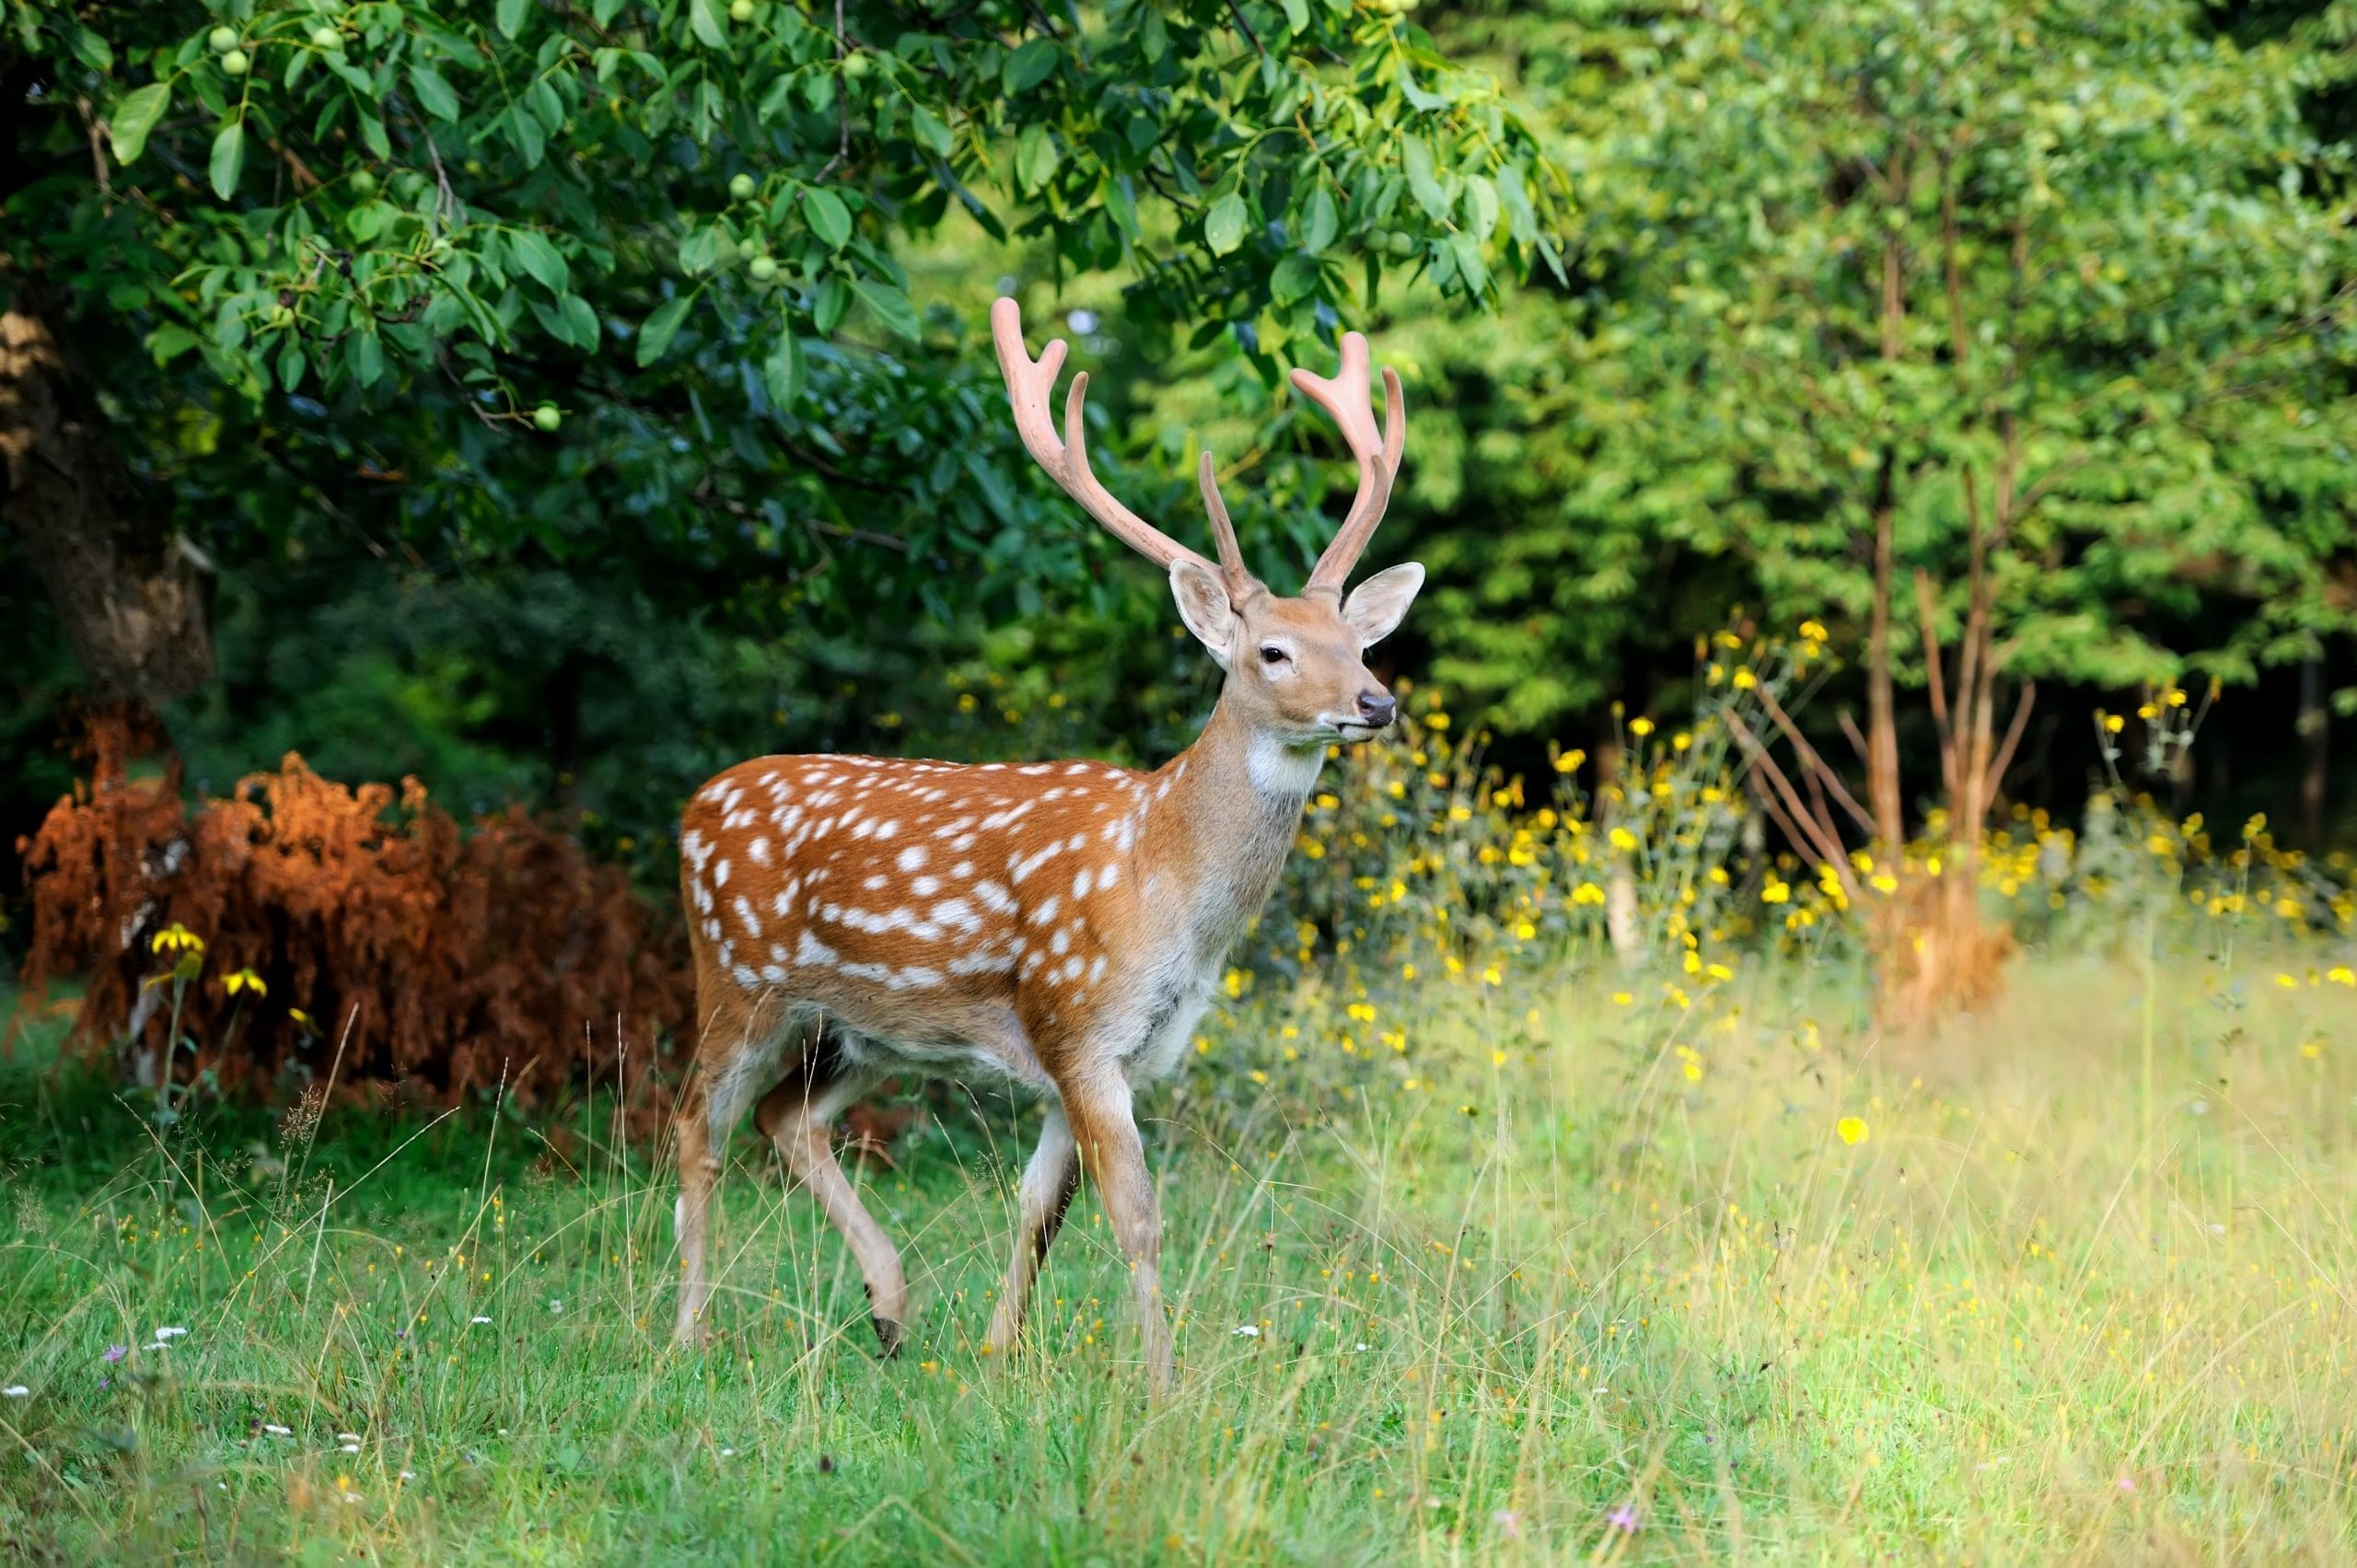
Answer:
[1246,733,1326,799]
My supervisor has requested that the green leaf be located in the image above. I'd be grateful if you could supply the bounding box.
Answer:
[689,0,729,50]
[1278,0,1309,33]
[208,122,245,200]
[1271,252,1319,306]
[852,277,920,341]
[559,294,598,349]
[351,331,386,388]
[1002,38,1059,95]
[410,63,460,122]
[1014,124,1058,193]
[804,187,852,250]
[1303,185,1339,253]
[505,105,546,168]
[1446,233,1490,297]
[358,110,391,160]
[508,229,570,294]
[910,105,953,158]
[110,83,171,166]
[69,25,113,73]
[146,324,200,364]
[1105,176,1140,241]
[1402,137,1448,222]
[762,331,806,409]
[1498,163,1538,245]
[637,294,692,365]
[1463,176,1500,243]
[1205,191,1248,257]
[496,0,532,40]
[813,274,848,335]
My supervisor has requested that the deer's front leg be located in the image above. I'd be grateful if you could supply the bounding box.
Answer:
[1060,1072,1173,1393]
[986,1102,1079,1356]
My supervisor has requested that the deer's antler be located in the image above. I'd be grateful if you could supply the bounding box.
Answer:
[991,298,1253,594]
[1291,331,1405,595]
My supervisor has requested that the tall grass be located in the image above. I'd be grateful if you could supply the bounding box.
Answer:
[3,928,2352,1562]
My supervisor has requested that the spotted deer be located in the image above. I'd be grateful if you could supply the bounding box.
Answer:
[670,298,1422,1389]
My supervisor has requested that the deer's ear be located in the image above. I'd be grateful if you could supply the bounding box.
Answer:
[1341,562,1424,647]
[1169,560,1237,668]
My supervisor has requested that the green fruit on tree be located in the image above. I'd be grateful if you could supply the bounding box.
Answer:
[310,26,341,49]
[728,0,755,19]
[748,255,779,284]
[842,52,871,78]
[268,305,295,328]
[349,170,377,196]
[221,48,250,75]
[208,25,238,52]
[728,173,757,202]
[533,404,562,432]
[1386,230,1418,258]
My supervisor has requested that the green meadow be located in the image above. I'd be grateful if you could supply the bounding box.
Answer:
[5,941,2352,1564]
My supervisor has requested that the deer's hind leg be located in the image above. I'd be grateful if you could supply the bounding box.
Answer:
[755,1028,906,1355]
[674,985,799,1344]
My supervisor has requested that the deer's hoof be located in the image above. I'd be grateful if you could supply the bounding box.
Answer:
[871,1315,904,1358]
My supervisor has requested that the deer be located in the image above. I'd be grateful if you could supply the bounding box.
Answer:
[669,297,1422,1390]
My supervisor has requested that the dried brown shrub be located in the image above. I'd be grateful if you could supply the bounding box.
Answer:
[15,714,691,1119]
[1868,869,2015,1029]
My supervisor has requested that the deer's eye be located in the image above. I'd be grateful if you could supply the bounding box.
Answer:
[1260,645,1291,667]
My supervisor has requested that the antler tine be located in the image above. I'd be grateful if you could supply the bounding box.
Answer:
[1292,331,1407,594]
[1195,451,1258,597]
[989,297,1218,576]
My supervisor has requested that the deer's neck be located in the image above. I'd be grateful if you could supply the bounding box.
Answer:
[1137,693,1323,957]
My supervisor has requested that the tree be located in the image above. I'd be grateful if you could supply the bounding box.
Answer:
[1390,1,2356,763]
[4,0,1562,717]
[1372,0,2356,1010]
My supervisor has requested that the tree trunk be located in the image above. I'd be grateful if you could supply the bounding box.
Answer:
[1864,500,1904,851]
[2298,656,2328,846]
[1,297,214,711]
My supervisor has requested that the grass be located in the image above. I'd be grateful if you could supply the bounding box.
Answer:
[1,942,2352,1564]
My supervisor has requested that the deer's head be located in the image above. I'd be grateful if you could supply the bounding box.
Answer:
[993,300,1422,748]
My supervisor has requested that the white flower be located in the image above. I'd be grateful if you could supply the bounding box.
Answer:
[1354,1342,1369,1352]
[1,1386,29,1398]
[470,1316,492,1325]
[547,1299,564,1313]
[399,1469,415,1481]
[1231,1325,1260,1338]
[262,1423,292,1435]
[152,1326,189,1341]
[337,1433,362,1442]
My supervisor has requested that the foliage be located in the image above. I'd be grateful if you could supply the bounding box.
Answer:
[1397,0,2357,740]
[6,0,1561,637]
[15,716,687,1116]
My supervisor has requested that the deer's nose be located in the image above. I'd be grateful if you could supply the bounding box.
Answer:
[1356,691,1398,728]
